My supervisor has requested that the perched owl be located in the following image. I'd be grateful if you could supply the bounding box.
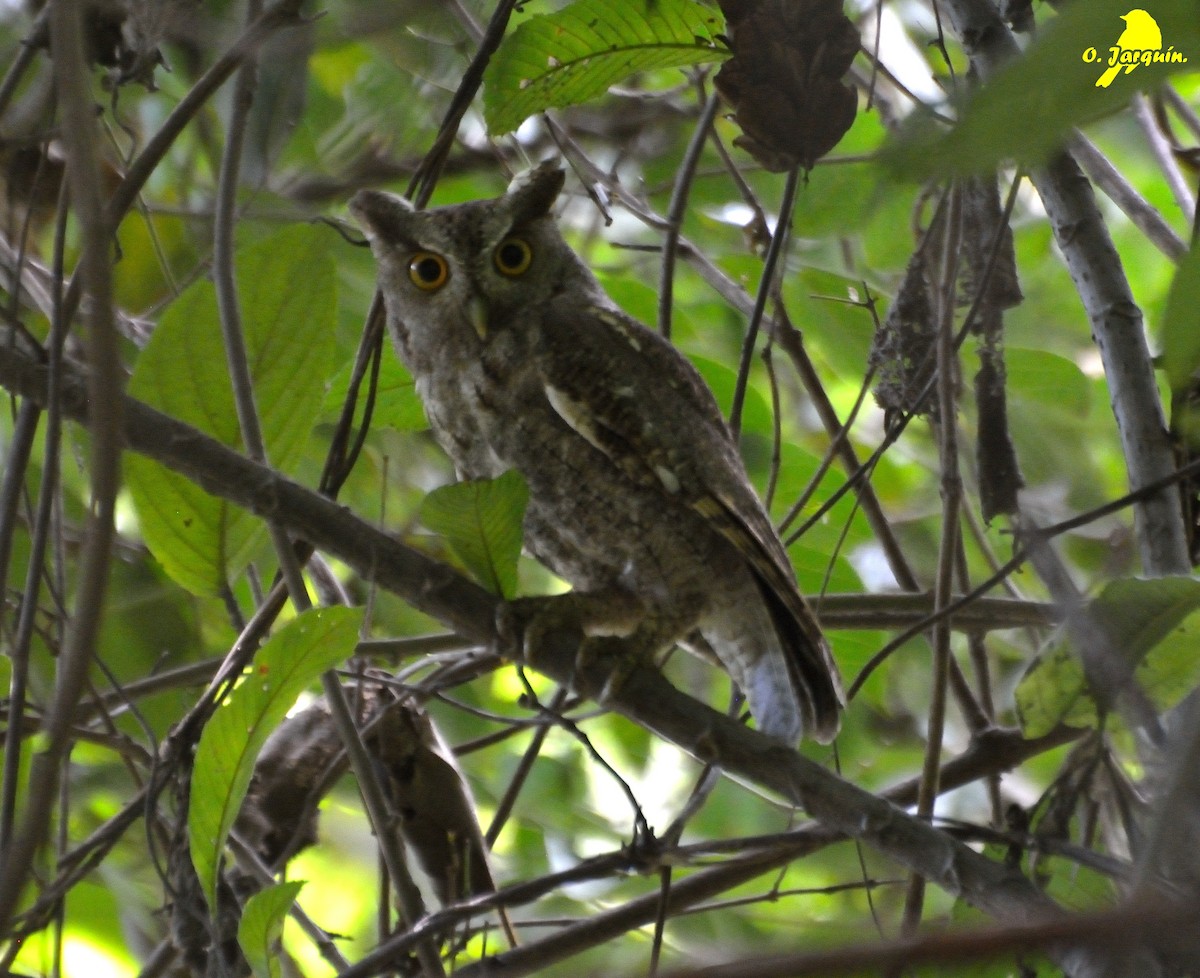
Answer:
[349,163,843,744]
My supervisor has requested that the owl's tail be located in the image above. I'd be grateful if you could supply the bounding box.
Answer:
[741,648,808,746]
[697,574,843,745]
[757,578,844,744]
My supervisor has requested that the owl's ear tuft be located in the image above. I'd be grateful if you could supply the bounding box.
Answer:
[348,189,416,243]
[506,162,565,222]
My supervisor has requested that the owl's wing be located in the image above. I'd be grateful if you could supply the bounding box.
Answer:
[536,298,844,739]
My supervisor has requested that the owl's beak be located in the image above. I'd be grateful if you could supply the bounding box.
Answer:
[467,293,489,340]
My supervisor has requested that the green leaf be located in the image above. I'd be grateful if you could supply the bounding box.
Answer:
[1003,348,1093,483]
[1004,348,1091,415]
[1161,245,1200,394]
[1094,577,1200,714]
[419,471,529,598]
[1043,859,1118,914]
[691,355,772,438]
[1134,607,1200,715]
[1016,577,1200,736]
[1014,641,1095,738]
[1090,576,1200,660]
[322,346,429,432]
[483,0,728,136]
[127,225,339,596]
[189,606,362,912]
[239,880,305,978]
[884,0,1200,179]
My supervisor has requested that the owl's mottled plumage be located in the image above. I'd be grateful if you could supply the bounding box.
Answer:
[349,163,843,744]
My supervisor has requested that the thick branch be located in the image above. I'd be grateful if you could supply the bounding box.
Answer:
[0,338,499,643]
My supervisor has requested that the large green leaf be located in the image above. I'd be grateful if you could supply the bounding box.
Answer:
[419,471,528,599]
[884,0,1200,178]
[322,346,428,433]
[1161,245,1200,394]
[1090,576,1200,657]
[1015,641,1096,738]
[189,606,362,912]
[1003,347,1093,484]
[483,0,727,136]
[691,355,772,439]
[127,225,339,595]
[239,880,305,978]
[1016,577,1200,736]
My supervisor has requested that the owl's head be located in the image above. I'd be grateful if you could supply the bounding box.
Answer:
[350,162,594,345]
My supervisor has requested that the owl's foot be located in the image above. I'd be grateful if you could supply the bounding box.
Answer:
[495,595,581,671]
[496,592,650,704]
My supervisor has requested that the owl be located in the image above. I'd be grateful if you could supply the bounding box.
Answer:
[349,162,843,744]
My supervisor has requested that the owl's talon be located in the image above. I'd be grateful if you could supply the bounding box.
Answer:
[496,594,586,674]
[494,599,535,661]
[497,594,655,709]
[591,640,641,705]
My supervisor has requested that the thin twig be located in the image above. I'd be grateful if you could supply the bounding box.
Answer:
[321,674,449,978]
[658,87,720,338]
[0,400,40,850]
[1070,132,1186,260]
[208,13,404,974]
[902,183,964,934]
[484,687,568,847]
[0,5,49,121]
[730,167,801,438]
[407,0,520,206]
[211,0,310,607]
[1134,93,1196,225]
[1,120,77,861]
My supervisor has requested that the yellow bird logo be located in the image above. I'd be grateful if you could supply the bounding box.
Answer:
[1095,8,1163,87]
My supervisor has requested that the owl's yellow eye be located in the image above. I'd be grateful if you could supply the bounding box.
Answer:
[494,237,533,276]
[409,252,449,290]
